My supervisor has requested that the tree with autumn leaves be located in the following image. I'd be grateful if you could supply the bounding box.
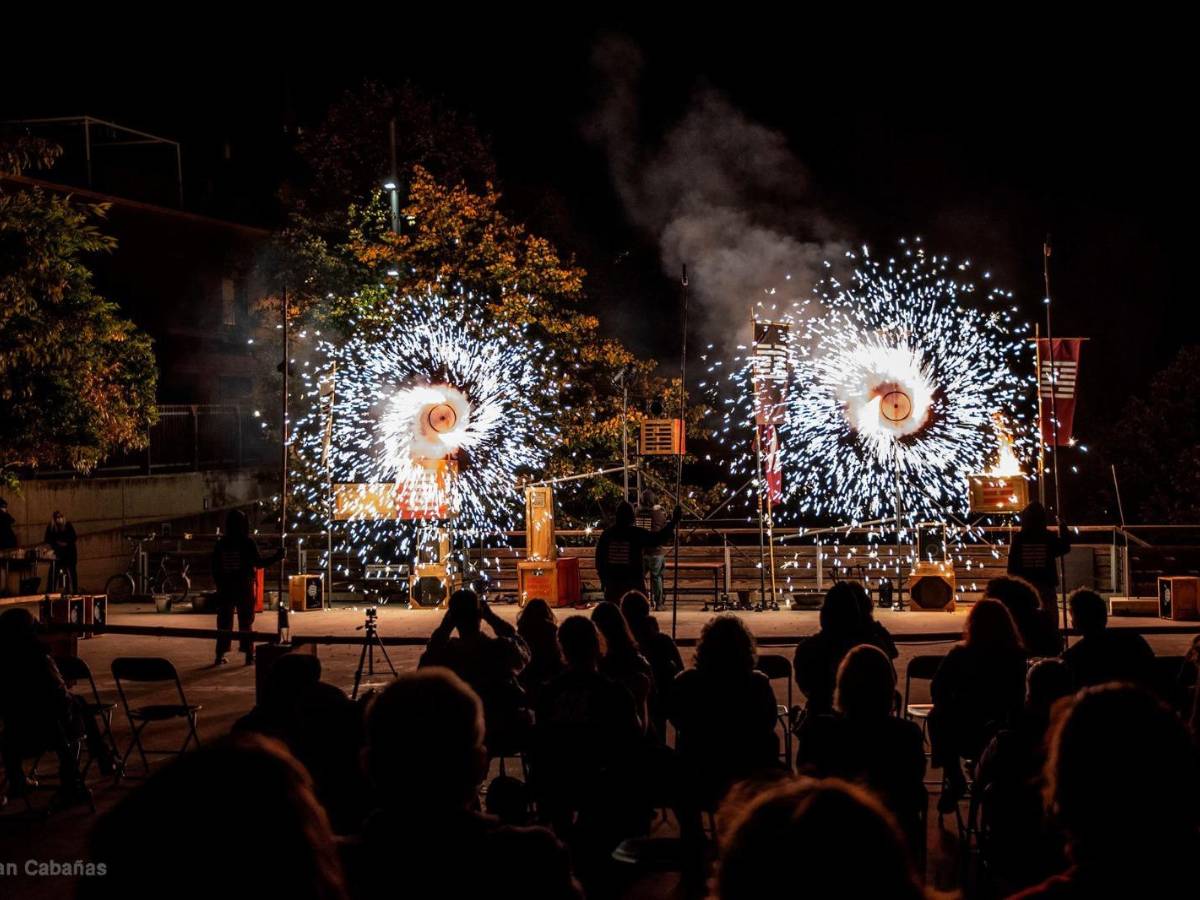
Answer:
[278,165,702,522]
[1,139,157,486]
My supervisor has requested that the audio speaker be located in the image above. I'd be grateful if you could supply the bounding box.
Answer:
[907,562,956,611]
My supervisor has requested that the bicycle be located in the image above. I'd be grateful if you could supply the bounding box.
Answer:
[105,535,191,610]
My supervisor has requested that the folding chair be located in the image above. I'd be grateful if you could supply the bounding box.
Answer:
[111,657,201,777]
[756,653,795,768]
[55,655,120,780]
[903,653,946,750]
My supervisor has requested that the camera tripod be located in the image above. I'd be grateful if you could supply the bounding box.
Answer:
[351,609,398,700]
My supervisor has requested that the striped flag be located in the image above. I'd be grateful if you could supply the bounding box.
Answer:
[1037,338,1084,446]
[753,322,789,504]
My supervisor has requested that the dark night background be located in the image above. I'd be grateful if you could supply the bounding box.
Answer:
[3,21,1193,517]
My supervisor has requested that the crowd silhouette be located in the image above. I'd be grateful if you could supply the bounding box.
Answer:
[3,573,1200,899]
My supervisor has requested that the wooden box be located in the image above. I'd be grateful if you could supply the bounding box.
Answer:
[518,557,581,608]
[1159,577,1199,621]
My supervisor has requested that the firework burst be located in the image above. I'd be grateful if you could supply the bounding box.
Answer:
[294,293,554,568]
[718,241,1034,527]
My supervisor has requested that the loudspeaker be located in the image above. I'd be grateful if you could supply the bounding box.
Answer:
[289,575,324,612]
[1159,577,1199,621]
[907,563,957,611]
[409,564,456,609]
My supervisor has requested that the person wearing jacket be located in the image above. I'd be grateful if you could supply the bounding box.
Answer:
[211,509,282,666]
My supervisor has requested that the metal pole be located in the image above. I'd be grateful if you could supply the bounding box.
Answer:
[83,118,93,189]
[621,374,630,503]
[388,118,400,234]
[278,287,290,639]
[1043,239,1069,634]
[753,420,767,609]
[326,363,337,610]
[671,265,689,640]
[1112,464,1132,598]
[1034,323,1046,506]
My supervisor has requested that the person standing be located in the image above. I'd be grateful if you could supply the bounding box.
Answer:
[635,490,669,611]
[211,509,282,666]
[44,510,78,593]
[0,498,17,550]
[595,501,680,604]
[1007,501,1071,624]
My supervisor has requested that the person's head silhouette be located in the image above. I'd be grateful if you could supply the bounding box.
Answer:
[447,588,483,636]
[1045,683,1200,860]
[1020,500,1048,533]
[592,600,638,653]
[716,777,923,900]
[695,615,756,676]
[820,581,867,636]
[225,508,250,539]
[834,643,896,720]
[619,590,652,625]
[963,597,1024,655]
[615,501,636,527]
[558,615,602,672]
[364,668,486,811]
[1025,657,1074,715]
[1067,588,1108,636]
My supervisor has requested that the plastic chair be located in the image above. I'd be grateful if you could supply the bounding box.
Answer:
[111,657,201,777]
[756,653,795,768]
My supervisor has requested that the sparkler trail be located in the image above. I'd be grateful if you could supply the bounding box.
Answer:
[718,240,1035,527]
[294,293,555,573]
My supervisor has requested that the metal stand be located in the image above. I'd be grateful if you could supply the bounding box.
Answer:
[350,609,397,700]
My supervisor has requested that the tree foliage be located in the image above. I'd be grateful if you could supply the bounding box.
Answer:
[1105,345,1200,523]
[0,144,157,480]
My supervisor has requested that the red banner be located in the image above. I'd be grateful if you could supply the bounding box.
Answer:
[1037,338,1084,447]
[759,423,783,504]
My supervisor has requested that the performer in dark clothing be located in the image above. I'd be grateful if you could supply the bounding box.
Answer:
[595,501,680,604]
[211,509,282,666]
[1007,501,1071,619]
[0,498,17,550]
[635,491,669,610]
[44,510,78,593]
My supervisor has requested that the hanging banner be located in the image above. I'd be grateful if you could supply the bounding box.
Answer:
[752,321,790,426]
[1037,338,1084,446]
[759,423,783,504]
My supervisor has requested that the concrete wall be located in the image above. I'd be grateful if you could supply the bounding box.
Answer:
[3,467,274,591]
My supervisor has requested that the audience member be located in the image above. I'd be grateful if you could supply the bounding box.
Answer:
[594,500,680,603]
[854,580,899,659]
[591,600,654,730]
[987,575,1063,658]
[715,777,926,900]
[233,652,367,833]
[796,644,926,847]
[1015,684,1200,897]
[670,615,779,808]
[975,658,1075,891]
[43,509,78,593]
[929,598,1026,811]
[420,588,530,753]
[620,590,684,737]
[1062,588,1154,689]
[343,669,580,900]
[515,598,564,704]
[83,734,347,900]
[1007,501,1070,616]
[793,581,893,716]
[0,607,112,806]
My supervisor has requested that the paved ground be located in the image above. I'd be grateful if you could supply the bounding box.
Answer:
[2,601,1196,898]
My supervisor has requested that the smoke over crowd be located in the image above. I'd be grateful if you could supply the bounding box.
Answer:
[587,35,845,344]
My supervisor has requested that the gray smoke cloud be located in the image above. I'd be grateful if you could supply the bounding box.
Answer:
[587,36,845,345]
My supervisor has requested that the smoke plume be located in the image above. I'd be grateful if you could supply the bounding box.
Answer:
[587,35,844,344]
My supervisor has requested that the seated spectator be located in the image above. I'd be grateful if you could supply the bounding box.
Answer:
[670,615,779,809]
[929,598,1026,811]
[714,777,926,900]
[987,575,1063,658]
[420,588,530,752]
[975,658,1075,891]
[794,581,893,716]
[515,598,564,704]
[0,607,112,806]
[591,600,654,730]
[854,581,899,659]
[533,617,645,846]
[1062,588,1154,689]
[343,669,580,900]
[796,644,926,848]
[83,734,346,900]
[233,652,366,833]
[1015,684,1200,897]
[485,773,531,827]
[620,590,684,737]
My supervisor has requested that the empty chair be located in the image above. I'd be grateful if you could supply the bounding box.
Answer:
[756,653,796,767]
[111,657,201,776]
[903,653,946,746]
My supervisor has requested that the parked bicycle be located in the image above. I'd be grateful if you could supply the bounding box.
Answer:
[105,534,191,610]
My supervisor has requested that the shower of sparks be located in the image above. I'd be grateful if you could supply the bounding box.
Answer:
[293,293,554,574]
[710,240,1035,588]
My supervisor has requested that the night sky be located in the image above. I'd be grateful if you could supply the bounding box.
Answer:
[4,21,1193,446]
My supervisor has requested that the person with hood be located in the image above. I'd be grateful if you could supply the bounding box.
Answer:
[594,500,680,604]
[1007,501,1071,622]
[211,509,283,666]
[44,510,78,593]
